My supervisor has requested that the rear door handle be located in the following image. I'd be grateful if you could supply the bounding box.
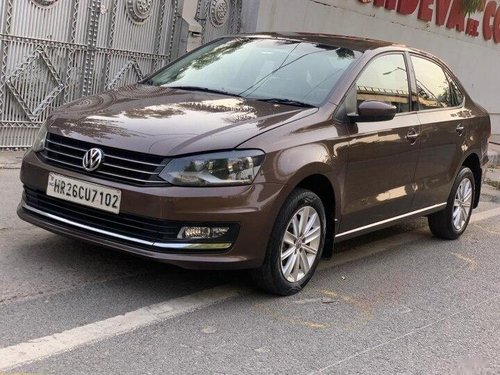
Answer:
[406,128,419,144]
[456,123,465,136]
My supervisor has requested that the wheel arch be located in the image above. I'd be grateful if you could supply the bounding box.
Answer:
[460,151,482,208]
[283,171,339,258]
[263,143,345,258]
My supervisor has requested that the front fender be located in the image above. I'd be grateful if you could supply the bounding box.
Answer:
[257,142,346,236]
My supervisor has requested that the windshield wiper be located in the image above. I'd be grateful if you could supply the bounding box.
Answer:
[255,98,315,108]
[165,86,241,97]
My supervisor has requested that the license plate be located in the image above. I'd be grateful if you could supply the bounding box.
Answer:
[46,173,121,214]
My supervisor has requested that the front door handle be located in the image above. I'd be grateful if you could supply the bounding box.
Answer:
[406,128,419,144]
[456,123,465,136]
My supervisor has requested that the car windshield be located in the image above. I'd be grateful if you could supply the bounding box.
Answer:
[146,37,361,107]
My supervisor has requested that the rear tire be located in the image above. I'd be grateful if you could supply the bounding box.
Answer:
[428,166,475,240]
[250,188,326,296]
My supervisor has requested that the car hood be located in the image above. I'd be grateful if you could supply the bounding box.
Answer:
[48,84,318,156]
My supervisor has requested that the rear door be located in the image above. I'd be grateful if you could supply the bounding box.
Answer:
[409,55,468,209]
[339,53,421,235]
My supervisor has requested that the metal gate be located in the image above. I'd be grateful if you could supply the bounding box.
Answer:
[0,0,180,150]
[196,0,242,43]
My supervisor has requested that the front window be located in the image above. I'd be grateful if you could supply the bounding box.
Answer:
[356,54,410,113]
[146,37,361,107]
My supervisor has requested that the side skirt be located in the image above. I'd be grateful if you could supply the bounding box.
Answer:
[334,203,447,242]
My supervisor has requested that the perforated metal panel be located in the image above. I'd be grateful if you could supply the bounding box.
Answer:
[196,0,242,43]
[0,0,180,150]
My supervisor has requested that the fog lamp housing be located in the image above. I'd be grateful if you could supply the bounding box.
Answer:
[178,226,230,240]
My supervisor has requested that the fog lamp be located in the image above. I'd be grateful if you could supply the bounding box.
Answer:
[178,226,229,240]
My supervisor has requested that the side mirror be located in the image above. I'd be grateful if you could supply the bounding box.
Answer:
[348,101,397,122]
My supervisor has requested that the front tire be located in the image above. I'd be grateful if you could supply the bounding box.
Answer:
[250,188,326,295]
[428,166,475,240]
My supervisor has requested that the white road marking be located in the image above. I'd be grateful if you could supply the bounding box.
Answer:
[1,205,499,371]
[0,285,246,372]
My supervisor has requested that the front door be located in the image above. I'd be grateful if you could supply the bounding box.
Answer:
[339,53,420,235]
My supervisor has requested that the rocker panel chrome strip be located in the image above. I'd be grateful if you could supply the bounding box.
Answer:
[336,203,447,238]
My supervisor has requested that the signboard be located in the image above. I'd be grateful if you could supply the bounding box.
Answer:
[359,0,500,43]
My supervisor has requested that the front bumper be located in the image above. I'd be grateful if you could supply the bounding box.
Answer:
[18,151,286,270]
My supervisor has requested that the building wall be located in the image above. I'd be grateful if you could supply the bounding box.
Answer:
[250,0,500,134]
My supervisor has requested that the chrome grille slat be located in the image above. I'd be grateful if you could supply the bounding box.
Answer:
[43,154,84,169]
[41,133,169,186]
[104,154,165,167]
[45,146,82,160]
[98,170,165,184]
[46,139,87,153]
[102,162,159,175]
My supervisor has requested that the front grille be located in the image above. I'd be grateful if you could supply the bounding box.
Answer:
[40,133,169,186]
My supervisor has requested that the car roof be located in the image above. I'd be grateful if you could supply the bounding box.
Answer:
[236,32,403,52]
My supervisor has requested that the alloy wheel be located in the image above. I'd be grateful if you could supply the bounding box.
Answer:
[280,206,322,283]
[452,177,473,231]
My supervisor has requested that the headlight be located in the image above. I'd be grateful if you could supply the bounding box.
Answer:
[31,123,48,152]
[159,150,265,186]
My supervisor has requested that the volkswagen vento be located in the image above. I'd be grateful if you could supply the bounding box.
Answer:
[18,33,491,295]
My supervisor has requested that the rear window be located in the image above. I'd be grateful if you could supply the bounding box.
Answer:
[411,56,454,110]
[446,73,465,107]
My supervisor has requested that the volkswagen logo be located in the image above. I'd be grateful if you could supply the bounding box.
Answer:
[82,148,104,172]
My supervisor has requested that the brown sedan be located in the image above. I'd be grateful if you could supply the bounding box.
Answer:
[18,33,491,295]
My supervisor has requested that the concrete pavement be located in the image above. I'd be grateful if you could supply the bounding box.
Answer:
[0,151,24,169]
[0,166,500,373]
[0,135,499,373]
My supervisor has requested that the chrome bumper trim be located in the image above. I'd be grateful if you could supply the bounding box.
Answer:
[22,203,232,250]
